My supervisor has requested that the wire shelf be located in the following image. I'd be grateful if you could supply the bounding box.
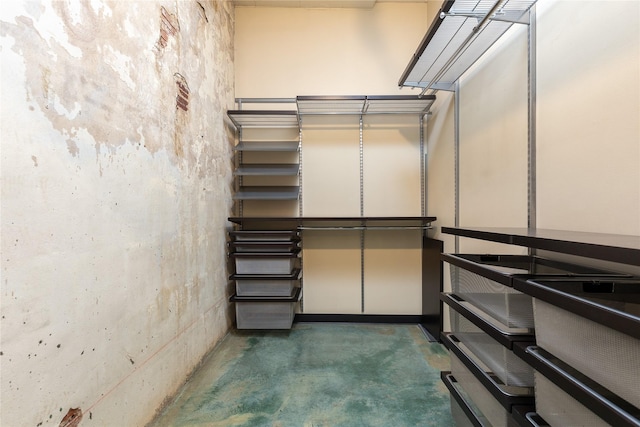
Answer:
[399,0,537,91]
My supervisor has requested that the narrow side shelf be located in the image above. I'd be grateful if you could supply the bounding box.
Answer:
[227,110,299,128]
[233,187,300,201]
[234,164,300,176]
[234,141,299,152]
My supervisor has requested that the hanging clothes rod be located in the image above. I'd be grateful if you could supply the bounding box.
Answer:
[419,0,507,97]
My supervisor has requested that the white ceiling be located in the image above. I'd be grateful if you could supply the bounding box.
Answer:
[233,0,427,9]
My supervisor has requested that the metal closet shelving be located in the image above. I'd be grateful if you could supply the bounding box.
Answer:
[228,109,301,205]
[226,95,441,334]
[441,227,640,427]
[227,95,437,215]
[296,95,436,116]
[398,0,538,94]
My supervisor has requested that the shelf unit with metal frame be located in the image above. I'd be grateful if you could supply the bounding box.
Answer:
[442,226,640,427]
[227,95,441,333]
[398,0,538,95]
[228,108,301,212]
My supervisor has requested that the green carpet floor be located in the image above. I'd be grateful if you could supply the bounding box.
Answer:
[150,323,453,427]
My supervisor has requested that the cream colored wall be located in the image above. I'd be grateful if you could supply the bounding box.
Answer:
[235,3,430,97]
[427,0,639,269]
[536,0,640,236]
[235,3,432,314]
[1,1,235,425]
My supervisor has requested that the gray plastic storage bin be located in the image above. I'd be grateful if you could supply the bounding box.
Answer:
[236,279,295,297]
[450,309,534,387]
[450,352,520,427]
[533,297,640,409]
[233,252,299,275]
[534,372,608,427]
[450,264,534,328]
[444,254,620,329]
[516,277,640,410]
[231,288,301,330]
[231,270,301,297]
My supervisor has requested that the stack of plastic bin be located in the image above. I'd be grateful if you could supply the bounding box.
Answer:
[228,230,301,329]
[513,276,640,427]
[440,254,622,426]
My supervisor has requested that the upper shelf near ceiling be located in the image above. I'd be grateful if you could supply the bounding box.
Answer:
[398,0,537,92]
[227,95,437,129]
[296,95,436,116]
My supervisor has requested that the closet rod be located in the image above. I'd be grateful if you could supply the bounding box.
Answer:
[419,0,507,97]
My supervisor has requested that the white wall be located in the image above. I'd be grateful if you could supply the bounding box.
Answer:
[428,0,640,258]
[0,1,235,425]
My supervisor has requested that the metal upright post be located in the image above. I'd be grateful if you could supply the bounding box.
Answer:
[420,114,426,219]
[528,5,537,236]
[359,115,365,313]
[454,82,461,253]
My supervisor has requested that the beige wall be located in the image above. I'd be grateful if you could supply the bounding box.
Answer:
[235,3,431,97]
[428,0,640,257]
[0,1,235,425]
[536,0,640,236]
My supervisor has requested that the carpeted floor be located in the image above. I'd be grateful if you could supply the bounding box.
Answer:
[149,323,453,427]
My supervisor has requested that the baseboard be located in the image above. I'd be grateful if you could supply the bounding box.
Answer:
[294,314,424,324]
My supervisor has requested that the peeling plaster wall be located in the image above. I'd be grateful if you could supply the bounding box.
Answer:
[0,1,235,426]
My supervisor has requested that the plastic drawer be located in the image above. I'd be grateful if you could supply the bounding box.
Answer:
[449,264,533,328]
[443,333,533,427]
[442,371,491,427]
[516,277,640,410]
[444,254,621,329]
[534,372,608,427]
[230,288,301,330]
[232,269,301,297]
[450,352,521,427]
[450,394,476,427]
[533,298,640,409]
[230,230,298,241]
[229,241,299,253]
[232,251,299,274]
[236,279,295,297]
[450,309,534,387]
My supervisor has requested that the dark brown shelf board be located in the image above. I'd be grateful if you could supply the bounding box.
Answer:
[441,227,640,266]
[229,216,437,229]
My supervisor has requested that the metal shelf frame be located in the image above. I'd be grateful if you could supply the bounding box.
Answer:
[398,0,537,94]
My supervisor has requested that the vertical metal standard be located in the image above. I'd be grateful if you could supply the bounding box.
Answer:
[528,5,537,238]
[236,99,244,218]
[237,126,243,218]
[359,115,365,313]
[420,115,426,218]
[298,116,303,218]
[454,82,461,253]
[298,116,304,312]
